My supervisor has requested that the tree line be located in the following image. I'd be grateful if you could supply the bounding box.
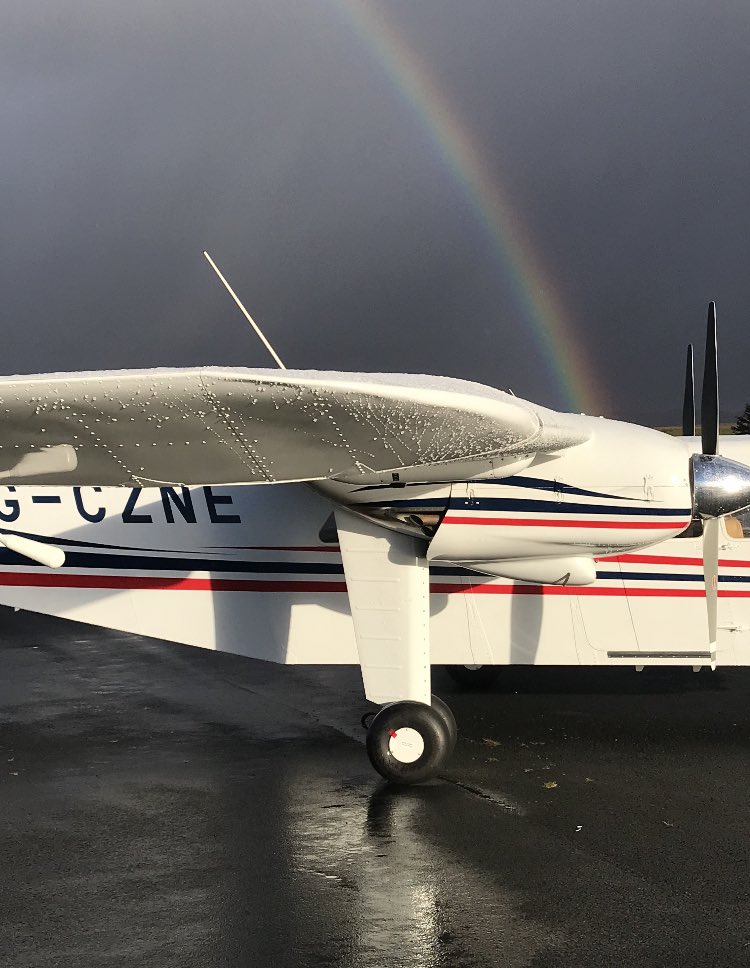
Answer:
[733,405,750,434]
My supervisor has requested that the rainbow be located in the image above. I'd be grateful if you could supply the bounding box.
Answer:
[331,0,606,415]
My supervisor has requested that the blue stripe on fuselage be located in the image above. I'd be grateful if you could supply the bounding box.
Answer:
[356,496,689,516]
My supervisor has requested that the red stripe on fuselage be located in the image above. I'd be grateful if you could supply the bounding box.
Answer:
[429,583,746,598]
[602,553,750,568]
[0,573,349,593]
[0,571,746,598]
[441,516,687,530]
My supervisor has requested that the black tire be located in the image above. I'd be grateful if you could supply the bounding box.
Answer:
[446,664,501,688]
[430,694,457,754]
[366,700,452,784]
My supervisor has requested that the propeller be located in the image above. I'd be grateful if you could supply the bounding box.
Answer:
[689,302,750,667]
[682,344,695,437]
[703,517,719,667]
[701,304,719,666]
[701,302,718,456]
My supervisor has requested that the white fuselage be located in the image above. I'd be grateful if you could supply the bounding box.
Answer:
[0,426,749,670]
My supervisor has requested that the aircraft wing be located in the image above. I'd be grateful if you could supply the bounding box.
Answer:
[0,367,590,486]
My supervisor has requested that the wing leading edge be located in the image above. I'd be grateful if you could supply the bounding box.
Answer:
[0,367,590,486]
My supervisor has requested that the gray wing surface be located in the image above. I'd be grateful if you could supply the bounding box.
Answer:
[0,367,589,486]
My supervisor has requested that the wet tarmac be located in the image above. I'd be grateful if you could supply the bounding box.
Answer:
[2,608,750,967]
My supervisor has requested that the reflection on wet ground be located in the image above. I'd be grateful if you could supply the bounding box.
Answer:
[2,609,750,966]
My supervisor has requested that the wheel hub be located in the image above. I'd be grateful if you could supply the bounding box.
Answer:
[387,726,425,764]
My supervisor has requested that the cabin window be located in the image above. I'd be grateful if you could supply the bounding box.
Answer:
[724,509,750,539]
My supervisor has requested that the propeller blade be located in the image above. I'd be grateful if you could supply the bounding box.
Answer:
[0,533,65,568]
[682,344,695,436]
[701,302,718,456]
[703,517,719,668]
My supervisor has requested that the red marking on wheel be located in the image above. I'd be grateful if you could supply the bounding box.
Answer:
[388,729,398,738]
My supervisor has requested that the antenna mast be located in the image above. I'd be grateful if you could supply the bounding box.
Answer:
[203,251,286,369]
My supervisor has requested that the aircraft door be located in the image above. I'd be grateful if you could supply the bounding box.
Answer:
[623,526,730,663]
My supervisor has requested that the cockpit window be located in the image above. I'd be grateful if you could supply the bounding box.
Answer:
[680,511,750,539]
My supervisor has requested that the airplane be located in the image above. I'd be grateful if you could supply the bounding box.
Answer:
[0,301,749,784]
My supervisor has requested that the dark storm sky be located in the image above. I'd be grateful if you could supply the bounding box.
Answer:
[2,0,749,424]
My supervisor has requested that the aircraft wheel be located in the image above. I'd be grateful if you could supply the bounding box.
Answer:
[366,700,452,784]
[446,664,501,688]
[430,694,457,753]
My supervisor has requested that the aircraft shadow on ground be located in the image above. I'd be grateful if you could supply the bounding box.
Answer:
[433,664,735,696]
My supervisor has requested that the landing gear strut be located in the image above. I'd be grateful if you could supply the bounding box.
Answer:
[365,695,456,784]
[335,511,454,784]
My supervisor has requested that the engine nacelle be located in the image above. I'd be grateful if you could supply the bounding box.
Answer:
[456,556,596,585]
